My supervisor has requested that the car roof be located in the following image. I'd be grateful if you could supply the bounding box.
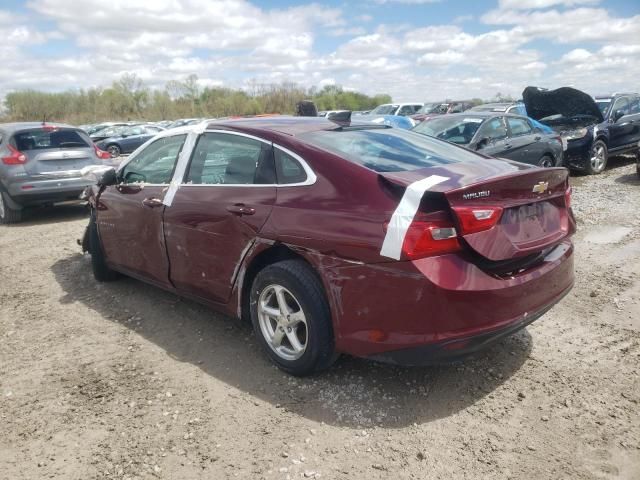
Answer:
[430,111,517,119]
[205,116,341,136]
[0,122,77,133]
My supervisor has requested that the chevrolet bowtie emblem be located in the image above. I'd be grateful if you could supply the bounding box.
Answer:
[532,181,549,194]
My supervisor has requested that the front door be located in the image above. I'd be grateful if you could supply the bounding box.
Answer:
[475,116,511,158]
[164,131,277,303]
[96,133,187,287]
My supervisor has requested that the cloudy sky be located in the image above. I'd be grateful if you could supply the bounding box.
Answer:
[1,0,639,101]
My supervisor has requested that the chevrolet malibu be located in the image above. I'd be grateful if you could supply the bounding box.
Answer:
[82,117,575,376]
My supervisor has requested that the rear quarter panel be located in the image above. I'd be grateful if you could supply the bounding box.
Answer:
[262,136,398,264]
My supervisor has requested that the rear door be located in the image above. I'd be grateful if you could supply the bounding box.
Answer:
[13,127,96,176]
[97,133,186,287]
[164,131,277,303]
[504,116,544,165]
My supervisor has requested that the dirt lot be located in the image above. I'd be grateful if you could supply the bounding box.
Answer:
[1,158,639,480]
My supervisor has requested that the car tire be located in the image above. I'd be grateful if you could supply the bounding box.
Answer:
[586,139,608,175]
[106,144,121,158]
[250,259,337,376]
[89,212,119,282]
[538,155,555,168]
[0,189,23,224]
[635,149,640,178]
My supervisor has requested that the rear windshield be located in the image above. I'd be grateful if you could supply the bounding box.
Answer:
[299,127,482,173]
[413,116,484,145]
[370,104,398,115]
[14,128,90,150]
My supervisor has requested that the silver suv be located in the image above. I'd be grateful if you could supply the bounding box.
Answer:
[0,122,111,223]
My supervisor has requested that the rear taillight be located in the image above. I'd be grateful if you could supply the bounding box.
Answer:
[452,206,503,235]
[401,212,461,260]
[2,145,27,165]
[565,186,572,209]
[94,144,111,160]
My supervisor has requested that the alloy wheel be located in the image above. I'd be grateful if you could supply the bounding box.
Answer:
[539,156,554,168]
[257,284,308,361]
[108,145,121,158]
[590,144,606,172]
[0,192,5,219]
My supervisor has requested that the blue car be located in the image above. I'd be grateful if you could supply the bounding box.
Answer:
[95,125,165,158]
[352,114,415,130]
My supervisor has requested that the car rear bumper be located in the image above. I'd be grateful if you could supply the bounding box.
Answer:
[7,175,91,206]
[366,282,572,365]
[324,239,574,361]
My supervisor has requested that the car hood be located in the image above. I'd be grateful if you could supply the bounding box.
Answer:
[522,86,603,124]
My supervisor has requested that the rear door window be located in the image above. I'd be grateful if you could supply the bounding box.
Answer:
[13,128,90,150]
[627,96,640,115]
[506,117,533,136]
[121,134,186,184]
[274,148,307,184]
[185,133,274,185]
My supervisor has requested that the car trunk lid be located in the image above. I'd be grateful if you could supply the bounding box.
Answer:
[379,163,572,261]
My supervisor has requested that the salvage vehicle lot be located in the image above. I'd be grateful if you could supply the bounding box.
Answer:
[0,159,639,478]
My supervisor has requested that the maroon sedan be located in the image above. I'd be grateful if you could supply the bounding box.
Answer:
[83,117,575,375]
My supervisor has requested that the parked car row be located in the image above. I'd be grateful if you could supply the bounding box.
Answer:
[357,87,640,174]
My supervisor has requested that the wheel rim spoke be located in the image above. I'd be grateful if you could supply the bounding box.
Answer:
[274,286,291,315]
[260,301,281,319]
[271,326,285,347]
[286,329,304,353]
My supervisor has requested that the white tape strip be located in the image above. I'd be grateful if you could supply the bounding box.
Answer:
[162,123,206,207]
[380,175,449,260]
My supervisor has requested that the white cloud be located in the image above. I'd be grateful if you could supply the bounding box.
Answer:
[374,0,440,4]
[0,0,636,105]
[498,0,600,9]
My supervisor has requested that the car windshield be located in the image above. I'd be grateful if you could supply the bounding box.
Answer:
[14,128,90,150]
[412,116,484,145]
[299,127,482,173]
[595,99,611,116]
[370,104,399,115]
[418,103,448,114]
[99,125,129,137]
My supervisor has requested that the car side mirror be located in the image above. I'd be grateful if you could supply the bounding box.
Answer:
[612,109,625,122]
[475,137,489,150]
[98,168,118,187]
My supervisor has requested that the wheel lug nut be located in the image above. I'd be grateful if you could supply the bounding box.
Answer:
[287,327,292,332]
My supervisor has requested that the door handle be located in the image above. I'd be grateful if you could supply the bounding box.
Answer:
[504,143,512,149]
[142,197,164,208]
[226,204,256,216]
[534,136,542,141]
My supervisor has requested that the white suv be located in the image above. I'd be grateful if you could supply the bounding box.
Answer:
[368,103,423,117]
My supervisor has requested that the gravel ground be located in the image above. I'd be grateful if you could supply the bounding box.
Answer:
[1,157,639,480]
